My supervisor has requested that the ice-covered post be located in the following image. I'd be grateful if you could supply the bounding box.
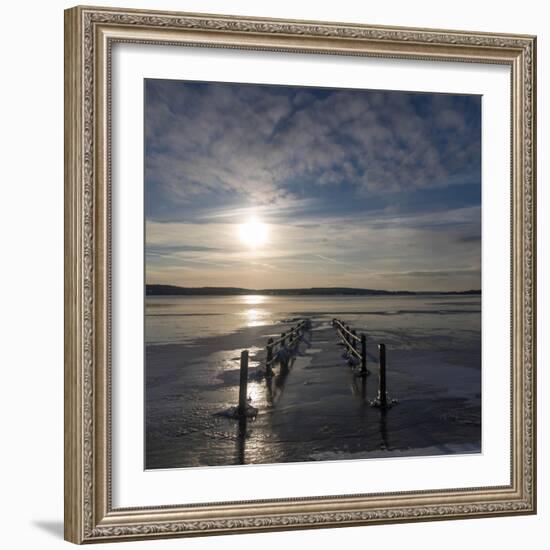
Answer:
[377,344,387,407]
[280,332,289,372]
[266,338,274,377]
[238,350,249,415]
[361,334,367,375]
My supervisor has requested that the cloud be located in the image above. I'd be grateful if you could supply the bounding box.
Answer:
[147,244,222,253]
[145,80,481,219]
[381,268,480,279]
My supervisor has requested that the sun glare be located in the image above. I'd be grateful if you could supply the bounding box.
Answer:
[238,217,268,248]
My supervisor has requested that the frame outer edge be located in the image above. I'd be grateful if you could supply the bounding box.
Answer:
[531,36,537,514]
[64,6,85,545]
[525,36,536,512]
[65,5,537,543]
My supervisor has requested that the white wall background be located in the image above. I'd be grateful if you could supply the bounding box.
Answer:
[0,1,546,548]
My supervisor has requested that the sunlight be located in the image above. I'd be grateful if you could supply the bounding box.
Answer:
[243,308,270,327]
[244,308,261,327]
[242,295,267,305]
[238,217,268,248]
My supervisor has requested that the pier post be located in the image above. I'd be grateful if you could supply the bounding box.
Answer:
[377,344,387,408]
[266,338,274,376]
[352,329,358,354]
[361,334,367,375]
[281,332,286,346]
[238,350,249,415]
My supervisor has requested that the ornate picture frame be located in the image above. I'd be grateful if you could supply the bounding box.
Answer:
[64,5,536,543]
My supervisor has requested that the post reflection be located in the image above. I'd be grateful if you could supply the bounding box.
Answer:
[236,415,247,465]
[235,356,296,465]
[350,374,389,451]
[380,408,389,451]
[351,374,368,401]
[265,357,294,407]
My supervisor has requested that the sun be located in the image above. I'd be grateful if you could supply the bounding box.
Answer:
[238,217,268,248]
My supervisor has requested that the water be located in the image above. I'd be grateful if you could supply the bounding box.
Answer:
[145,294,481,469]
[146,294,481,346]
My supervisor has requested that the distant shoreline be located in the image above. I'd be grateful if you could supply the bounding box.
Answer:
[146,284,481,297]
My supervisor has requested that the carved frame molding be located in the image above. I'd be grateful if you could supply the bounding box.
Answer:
[64,6,536,543]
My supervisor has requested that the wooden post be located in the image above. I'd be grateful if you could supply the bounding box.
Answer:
[281,332,286,346]
[377,344,387,408]
[361,334,367,375]
[352,329,358,354]
[266,338,274,376]
[238,350,249,415]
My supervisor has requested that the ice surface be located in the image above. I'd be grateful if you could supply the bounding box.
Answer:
[145,295,481,469]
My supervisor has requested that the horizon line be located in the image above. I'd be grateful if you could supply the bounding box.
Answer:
[146,283,481,294]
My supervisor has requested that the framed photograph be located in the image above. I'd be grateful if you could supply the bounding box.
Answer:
[64,5,537,544]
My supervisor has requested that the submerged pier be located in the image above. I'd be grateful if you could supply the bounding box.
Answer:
[231,317,397,420]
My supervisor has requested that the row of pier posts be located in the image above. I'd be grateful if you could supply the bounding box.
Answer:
[237,318,392,417]
[332,319,391,408]
[237,319,308,417]
[332,319,368,377]
[265,319,308,377]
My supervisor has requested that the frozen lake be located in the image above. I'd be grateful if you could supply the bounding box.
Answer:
[145,294,481,469]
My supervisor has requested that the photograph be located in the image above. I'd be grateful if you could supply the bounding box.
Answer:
[144,79,482,470]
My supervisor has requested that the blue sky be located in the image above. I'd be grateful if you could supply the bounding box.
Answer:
[145,79,481,291]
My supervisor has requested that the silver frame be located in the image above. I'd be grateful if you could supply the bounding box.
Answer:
[64,5,536,543]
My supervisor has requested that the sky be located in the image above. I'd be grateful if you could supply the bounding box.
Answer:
[145,79,481,291]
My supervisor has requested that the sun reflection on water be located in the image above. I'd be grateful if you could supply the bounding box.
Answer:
[240,295,272,327]
[242,294,268,305]
[244,308,266,327]
[246,381,261,404]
